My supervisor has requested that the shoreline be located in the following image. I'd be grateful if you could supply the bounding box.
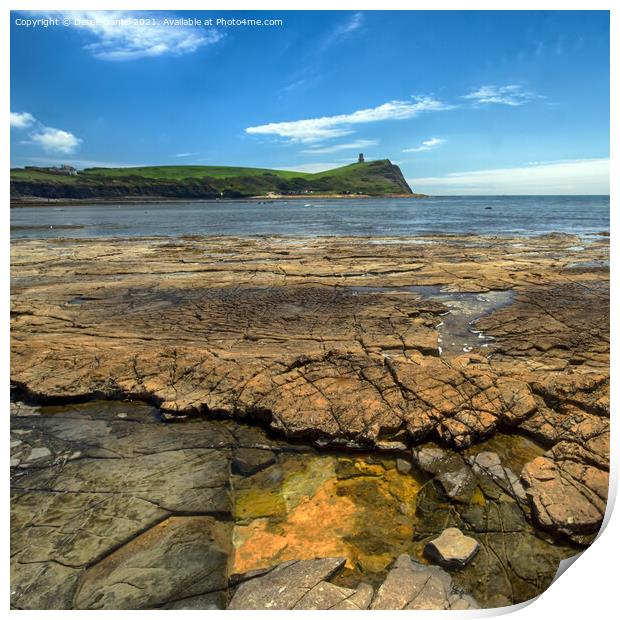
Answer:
[9,192,429,208]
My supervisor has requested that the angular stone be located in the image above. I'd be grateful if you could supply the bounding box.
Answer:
[424,528,480,568]
[370,554,479,610]
[228,557,346,609]
[396,458,412,474]
[436,466,477,503]
[411,444,449,474]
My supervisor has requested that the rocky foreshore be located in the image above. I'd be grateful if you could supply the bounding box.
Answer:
[10,232,609,609]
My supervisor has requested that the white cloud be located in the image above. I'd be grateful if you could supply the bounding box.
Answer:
[174,152,200,158]
[246,96,450,143]
[301,139,378,154]
[29,127,82,155]
[403,137,446,153]
[36,11,222,60]
[11,110,82,155]
[408,158,609,196]
[463,85,541,106]
[10,112,36,128]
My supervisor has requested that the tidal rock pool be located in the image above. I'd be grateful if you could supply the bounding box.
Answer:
[349,285,514,355]
[232,451,422,584]
[11,398,579,609]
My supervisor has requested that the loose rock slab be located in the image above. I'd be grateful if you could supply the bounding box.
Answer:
[228,557,350,609]
[521,456,607,541]
[370,554,479,610]
[424,528,480,568]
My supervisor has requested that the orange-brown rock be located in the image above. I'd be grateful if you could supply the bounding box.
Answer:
[11,233,609,539]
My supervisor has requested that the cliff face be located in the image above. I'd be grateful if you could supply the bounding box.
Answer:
[368,160,413,194]
[10,178,221,200]
[10,160,416,201]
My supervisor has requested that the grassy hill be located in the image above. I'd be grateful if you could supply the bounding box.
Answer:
[10,160,416,201]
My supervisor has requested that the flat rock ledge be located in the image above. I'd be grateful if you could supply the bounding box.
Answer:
[424,528,480,569]
[10,234,609,607]
[11,234,609,544]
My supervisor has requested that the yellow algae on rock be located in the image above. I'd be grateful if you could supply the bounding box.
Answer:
[353,460,385,476]
[470,487,486,507]
[232,479,358,574]
[233,488,286,520]
[231,453,424,580]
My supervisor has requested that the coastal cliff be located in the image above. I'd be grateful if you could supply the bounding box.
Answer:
[10,159,422,202]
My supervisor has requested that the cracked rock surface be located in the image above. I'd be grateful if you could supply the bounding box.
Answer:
[10,232,609,608]
[229,557,348,609]
[11,235,608,449]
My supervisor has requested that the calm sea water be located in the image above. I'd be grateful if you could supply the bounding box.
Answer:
[10,195,609,240]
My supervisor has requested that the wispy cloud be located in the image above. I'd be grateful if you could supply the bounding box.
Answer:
[403,137,446,153]
[282,78,308,93]
[246,96,450,144]
[10,112,36,129]
[408,158,609,195]
[33,11,222,60]
[335,11,364,36]
[11,111,82,155]
[320,12,364,50]
[462,85,541,106]
[301,139,378,154]
[174,152,200,158]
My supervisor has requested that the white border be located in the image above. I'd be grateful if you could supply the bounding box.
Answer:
[3,1,615,618]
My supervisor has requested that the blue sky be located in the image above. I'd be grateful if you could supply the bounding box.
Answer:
[10,10,609,194]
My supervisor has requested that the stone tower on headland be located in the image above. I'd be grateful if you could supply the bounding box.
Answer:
[358,153,365,163]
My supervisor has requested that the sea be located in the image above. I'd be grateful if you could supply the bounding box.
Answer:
[10,195,610,240]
